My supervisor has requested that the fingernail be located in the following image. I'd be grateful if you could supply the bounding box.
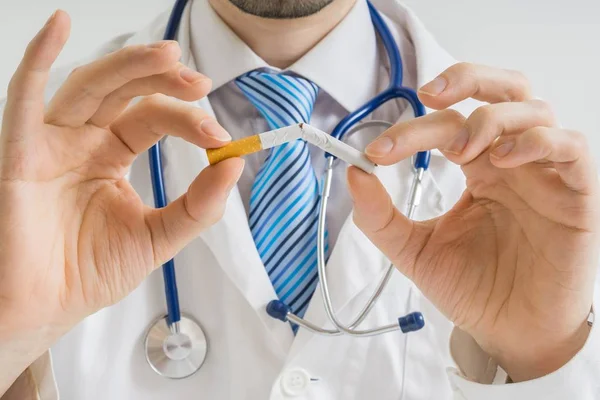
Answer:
[200,119,231,142]
[444,127,469,154]
[365,136,394,157]
[491,140,515,158]
[419,76,448,96]
[180,67,205,84]
[148,40,175,49]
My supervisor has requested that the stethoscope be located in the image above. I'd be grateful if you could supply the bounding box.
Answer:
[144,0,431,379]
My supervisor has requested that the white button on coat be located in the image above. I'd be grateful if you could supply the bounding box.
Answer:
[280,369,311,397]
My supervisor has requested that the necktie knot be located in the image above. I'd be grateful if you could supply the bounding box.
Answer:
[235,71,319,129]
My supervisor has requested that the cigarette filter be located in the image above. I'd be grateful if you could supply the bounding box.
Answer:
[206,135,262,165]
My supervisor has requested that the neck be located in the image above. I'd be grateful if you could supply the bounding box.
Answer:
[208,0,356,69]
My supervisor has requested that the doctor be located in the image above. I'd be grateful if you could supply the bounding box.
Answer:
[0,0,599,399]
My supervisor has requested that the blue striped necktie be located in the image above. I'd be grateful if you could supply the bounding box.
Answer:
[235,70,328,321]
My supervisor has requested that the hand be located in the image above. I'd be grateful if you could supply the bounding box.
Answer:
[0,11,242,361]
[347,63,600,382]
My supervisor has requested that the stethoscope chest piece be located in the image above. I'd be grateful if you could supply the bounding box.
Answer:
[145,314,208,379]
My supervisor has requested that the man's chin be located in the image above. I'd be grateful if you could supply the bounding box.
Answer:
[228,0,334,19]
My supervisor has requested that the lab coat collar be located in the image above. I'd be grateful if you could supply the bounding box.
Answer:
[189,0,379,112]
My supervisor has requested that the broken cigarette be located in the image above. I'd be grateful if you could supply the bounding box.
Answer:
[206,123,376,174]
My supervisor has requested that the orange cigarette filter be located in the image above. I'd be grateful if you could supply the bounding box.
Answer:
[206,135,263,165]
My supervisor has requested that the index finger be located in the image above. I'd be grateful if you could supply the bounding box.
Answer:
[44,41,182,127]
[417,63,533,110]
[364,109,465,165]
[109,95,232,158]
[3,10,70,130]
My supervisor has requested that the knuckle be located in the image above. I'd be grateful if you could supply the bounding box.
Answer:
[112,45,151,81]
[447,62,479,94]
[471,104,499,126]
[448,62,478,86]
[528,98,552,113]
[508,69,530,87]
[451,62,476,77]
[121,44,146,59]
[138,93,167,110]
[568,130,588,151]
[522,126,549,150]
[140,43,179,65]
[397,119,420,144]
[117,46,146,77]
[528,99,556,124]
[64,66,104,101]
[570,130,587,144]
[525,126,548,140]
[439,109,466,129]
[468,105,503,139]
[505,69,531,101]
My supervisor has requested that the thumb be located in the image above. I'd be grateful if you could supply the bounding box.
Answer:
[347,166,432,279]
[145,157,245,266]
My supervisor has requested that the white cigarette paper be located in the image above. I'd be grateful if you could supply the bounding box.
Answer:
[259,123,376,174]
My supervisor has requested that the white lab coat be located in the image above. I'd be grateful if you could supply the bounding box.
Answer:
[2,1,599,399]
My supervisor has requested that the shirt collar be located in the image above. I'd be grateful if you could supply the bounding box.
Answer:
[190,0,379,111]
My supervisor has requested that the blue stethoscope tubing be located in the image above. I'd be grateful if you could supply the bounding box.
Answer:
[332,2,430,168]
[148,0,188,328]
[146,0,431,376]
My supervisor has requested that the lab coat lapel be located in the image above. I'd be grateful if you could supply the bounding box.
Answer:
[123,5,295,355]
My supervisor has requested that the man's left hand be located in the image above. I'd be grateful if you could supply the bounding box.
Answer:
[347,62,600,382]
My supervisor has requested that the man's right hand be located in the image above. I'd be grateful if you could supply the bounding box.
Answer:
[0,10,243,393]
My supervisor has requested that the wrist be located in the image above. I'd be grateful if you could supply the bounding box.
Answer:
[0,318,64,396]
[493,317,592,382]
[0,335,47,396]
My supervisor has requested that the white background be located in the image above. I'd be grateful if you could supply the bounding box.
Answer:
[1,0,599,166]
